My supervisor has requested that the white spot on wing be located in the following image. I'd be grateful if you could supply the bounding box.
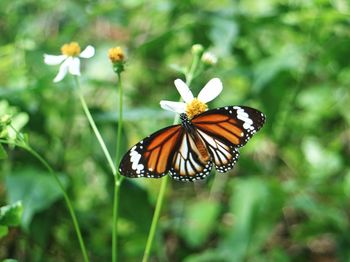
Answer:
[234,106,254,130]
[130,147,144,173]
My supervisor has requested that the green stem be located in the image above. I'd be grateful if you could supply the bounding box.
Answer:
[74,76,116,176]
[186,51,202,87]
[142,175,169,262]
[112,177,122,261]
[25,146,89,262]
[112,72,124,262]
[114,73,124,176]
[142,60,198,262]
[0,139,90,262]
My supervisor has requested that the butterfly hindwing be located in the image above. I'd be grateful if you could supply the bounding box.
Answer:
[119,106,265,181]
[196,129,240,173]
[119,125,182,178]
[169,131,213,181]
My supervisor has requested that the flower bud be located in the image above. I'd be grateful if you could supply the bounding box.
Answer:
[108,46,126,74]
[0,129,8,139]
[0,114,11,127]
[191,44,204,56]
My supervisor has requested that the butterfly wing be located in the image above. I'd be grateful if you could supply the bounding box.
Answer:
[169,131,213,182]
[119,124,183,178]
[192,106,265,172]
[119,106,265,180]
[195,129,240,173]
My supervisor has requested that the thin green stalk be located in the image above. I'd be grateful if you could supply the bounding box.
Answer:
[73,76,116,176]
[186,50,202,88]
[25,146,89,262]
[142,113,178,262]
[112,72,124,262]
[114,73,124,176]
[142,59,198,261]
[112,178,121,262]
[0,137,89,262]
[142,175,169,262]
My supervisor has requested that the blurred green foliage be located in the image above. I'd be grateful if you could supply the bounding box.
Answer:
[0,201,22,238]
[1,0,350,261]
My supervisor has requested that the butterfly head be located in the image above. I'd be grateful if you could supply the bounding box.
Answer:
[180,113,190,123]
[180,113,195,131]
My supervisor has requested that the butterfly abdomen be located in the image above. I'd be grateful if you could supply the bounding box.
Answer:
[192,132,210,162]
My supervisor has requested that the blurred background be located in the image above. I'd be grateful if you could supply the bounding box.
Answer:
[1,0,350,261]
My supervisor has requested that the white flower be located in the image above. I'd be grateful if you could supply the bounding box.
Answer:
[160,78,223,118]
[202,52,218,65]
[44,42,95,82]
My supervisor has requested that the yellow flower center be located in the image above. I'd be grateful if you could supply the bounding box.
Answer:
[185,98,208,119]
[61,42,81,56]
[108,47,125,63]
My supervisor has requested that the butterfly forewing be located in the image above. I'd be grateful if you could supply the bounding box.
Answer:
[119,125,182,178]
[119,105,265,181]
[192,106,265,172]
[192,106,266,148]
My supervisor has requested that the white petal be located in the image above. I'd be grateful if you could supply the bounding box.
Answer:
[174,79,194,103]
[160,100,186,113]
[197,78,223,103]
[44,54,67,65]
[68,57,81,75]
[79,45,95,58]
[53,58,70,82]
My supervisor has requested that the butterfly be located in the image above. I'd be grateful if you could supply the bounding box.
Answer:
[119,104,265,182]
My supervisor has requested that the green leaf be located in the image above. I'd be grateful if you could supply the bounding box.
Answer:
[184,249,221,262]
[7,112,29,141]
[5,168,68,229]
[0,143,7,159]
[0,225,9,238]
[219,177,285,260]
[344,170,350,197]
[302,137,342,179]
[0,201,23,226]
[209,17,238,56]
[253,45,305,92]
[180,199,220,247]
[0,100,29,143]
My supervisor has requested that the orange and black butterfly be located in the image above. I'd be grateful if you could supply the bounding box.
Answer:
[119,106,265,182]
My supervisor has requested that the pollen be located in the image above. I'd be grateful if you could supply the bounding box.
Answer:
[108,46,125,63]
[61,42,81,56]
[185,98,208,119]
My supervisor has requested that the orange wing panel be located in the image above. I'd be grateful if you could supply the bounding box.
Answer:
[155,132,181,173]
[147,126,181,150]
[218,122,244,138]
[196,123,240,145]
[192,114,229,123]
[147,147,160,171]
